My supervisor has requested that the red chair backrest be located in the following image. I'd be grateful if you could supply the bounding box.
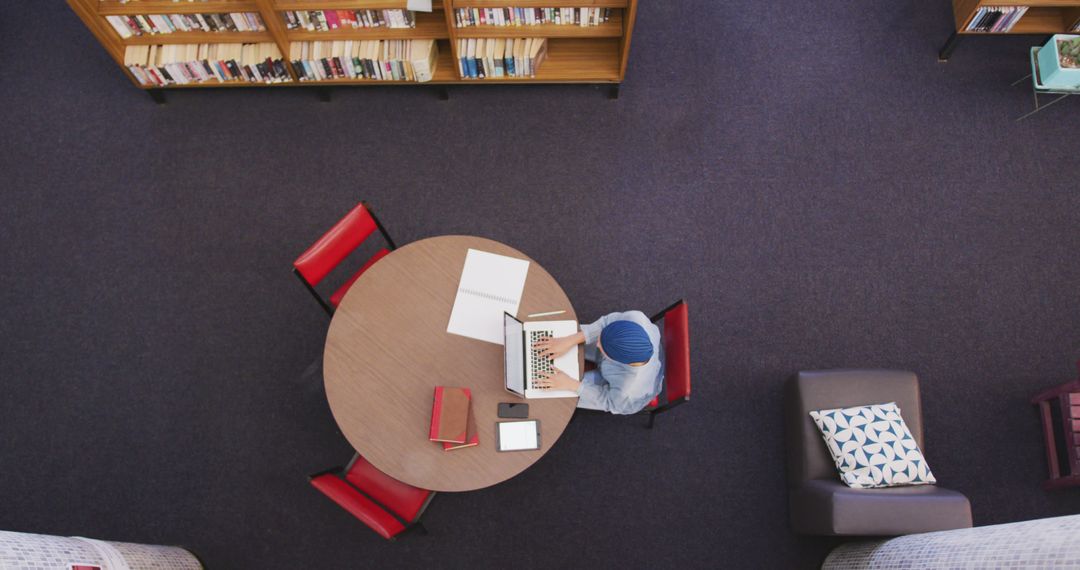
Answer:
[309,473,406,539]
[293,203,379,286]
[661,302,691,402]
[345,455,432,523]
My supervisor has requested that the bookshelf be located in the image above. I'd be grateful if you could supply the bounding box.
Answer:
[940,0,1080,60]
[66,0,639,101]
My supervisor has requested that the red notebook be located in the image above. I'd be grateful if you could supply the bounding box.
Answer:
[429,387,470,444]
[443,402,479,451]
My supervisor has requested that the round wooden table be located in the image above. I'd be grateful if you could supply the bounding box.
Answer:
[323,235,581,492]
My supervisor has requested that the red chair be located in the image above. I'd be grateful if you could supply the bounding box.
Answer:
[643,300,691,428]
[309,454,435,540]
[293,202,396,315]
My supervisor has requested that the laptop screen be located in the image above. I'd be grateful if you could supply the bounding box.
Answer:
[503,313,525,395]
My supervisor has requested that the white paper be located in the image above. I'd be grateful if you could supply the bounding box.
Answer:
[447,249,529,344]
[498,421,539,451]
[407,0,433,12]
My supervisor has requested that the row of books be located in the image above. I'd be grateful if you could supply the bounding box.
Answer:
[124,43,289,86]
[106,12,265,38]
[454,7,612,27]
[964,6,1029,32]
[456,37,547,79]
[429,387,478,451]
[283,10,416,31]
[289,40,439,82]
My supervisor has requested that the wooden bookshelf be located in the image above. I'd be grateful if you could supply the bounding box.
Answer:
[940,0,1080,60]
[66,0,638,99]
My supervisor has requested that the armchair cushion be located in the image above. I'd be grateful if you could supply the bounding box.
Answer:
[810,402,936,489]
[790,478,972,536]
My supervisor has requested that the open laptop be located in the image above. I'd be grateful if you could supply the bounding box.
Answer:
[503,312,580,399]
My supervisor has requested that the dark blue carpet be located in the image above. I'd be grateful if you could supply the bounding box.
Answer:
[1,1,1079,568]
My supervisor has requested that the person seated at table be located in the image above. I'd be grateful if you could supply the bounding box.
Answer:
[534,310,662,415]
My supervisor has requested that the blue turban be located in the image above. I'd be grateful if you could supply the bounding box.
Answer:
[600,320,653,364]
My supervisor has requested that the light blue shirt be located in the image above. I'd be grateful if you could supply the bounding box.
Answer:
[575,311,662,415]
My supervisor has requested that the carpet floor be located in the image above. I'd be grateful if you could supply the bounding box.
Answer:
[1,1,1079,568]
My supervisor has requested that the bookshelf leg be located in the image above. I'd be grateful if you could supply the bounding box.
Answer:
[146,89,166,105]
[437,87,450,101]
[608,84,620,100]
[938,32,961,62]
[317,87,332,103]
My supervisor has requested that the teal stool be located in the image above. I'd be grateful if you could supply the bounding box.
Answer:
[1012,46,1080,121]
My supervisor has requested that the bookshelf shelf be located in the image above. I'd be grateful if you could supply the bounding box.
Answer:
[68,0,638,96]
[457,38,619,81]
[942,0,1080,60]
[98,1,259,15]
[286,11,448,39]
[274,0,441,9]
[124,31,274,44]
[454,0,625,6]
[454,13,622,38]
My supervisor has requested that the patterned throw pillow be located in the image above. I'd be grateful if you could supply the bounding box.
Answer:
[809,402,936,489]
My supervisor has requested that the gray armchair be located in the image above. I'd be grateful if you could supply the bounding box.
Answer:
[784,369,973,536]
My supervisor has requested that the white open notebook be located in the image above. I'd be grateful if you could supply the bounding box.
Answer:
[446,249,529,345]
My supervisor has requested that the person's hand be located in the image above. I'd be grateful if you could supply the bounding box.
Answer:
[535,333,579,359]
[534,369,580,393]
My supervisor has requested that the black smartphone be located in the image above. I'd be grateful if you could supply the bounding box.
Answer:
[498,402,529,419]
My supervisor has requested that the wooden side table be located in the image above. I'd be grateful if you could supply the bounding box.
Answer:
[1032,362,1080,490]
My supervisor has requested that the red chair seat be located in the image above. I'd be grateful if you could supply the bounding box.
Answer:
[345,455,432,523]
[329,248,391,307]
[310,474,406,539]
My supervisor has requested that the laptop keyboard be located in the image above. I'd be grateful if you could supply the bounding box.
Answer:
[528,330,553,389]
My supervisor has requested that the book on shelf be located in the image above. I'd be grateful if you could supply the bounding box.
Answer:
[455,7,610,27]
[283,10,416,31]
[964,6,1029,33]
[1072,20,1080,32]
[105,12,265,38]
[456,37,547,79]
[124,43,290,86]
[289,39,438,82]
[429,387,470,444]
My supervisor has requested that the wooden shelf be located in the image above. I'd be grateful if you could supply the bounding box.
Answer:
[284,42,458,83]
[959,6,1074,34]
[454,0,624,7]
[454,13,621,38]
[275,0,442,10]
[456,38,619,82]
[286,11,447,39]
[69,0,637,92]
[98,1,258,15]
[123,31,273,44]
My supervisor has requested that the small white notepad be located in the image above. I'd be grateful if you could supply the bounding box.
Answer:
[446,249,530,345]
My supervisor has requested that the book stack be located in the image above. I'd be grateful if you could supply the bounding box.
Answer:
[429,387,479,452]
[106,12,265,38]
[455,7,611,27]
[289,39,439,82]
[455,37,547,79]
[283,10,416,31]
[965,6,1029,32]
[124,43,290,86]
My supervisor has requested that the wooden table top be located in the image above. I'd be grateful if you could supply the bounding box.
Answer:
[323,235,580,492]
